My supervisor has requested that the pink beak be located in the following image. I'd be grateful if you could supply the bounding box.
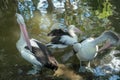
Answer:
[98,41,112,52]
[16,13,32,51]
[74,27,83,34]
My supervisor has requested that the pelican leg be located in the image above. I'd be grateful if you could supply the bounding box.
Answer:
[85,61,94,73]
[87,61,91,68]
[79,61,86,72]
[27,65,41,75]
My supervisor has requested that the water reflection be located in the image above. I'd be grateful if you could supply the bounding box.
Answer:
[37,0,48,14]
[0,0,120,80]
[17,0,35,20]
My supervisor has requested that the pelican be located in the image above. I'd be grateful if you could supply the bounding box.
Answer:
[16,13,58,75]
[47,28,69,37]
[46,25,82,48]
[72,31,120,72]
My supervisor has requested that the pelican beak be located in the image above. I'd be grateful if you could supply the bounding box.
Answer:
[16,13,32,51]
[48,56,58,66]
[73,27,83,34]
[98,41,112,52]
[48,56,58,70]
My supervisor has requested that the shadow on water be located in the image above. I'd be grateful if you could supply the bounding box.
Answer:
[0,0,120,80]
[109,0,120,32]
[0,1,36,80]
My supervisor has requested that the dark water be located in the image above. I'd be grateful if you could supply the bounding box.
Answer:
[0,0,120,80]
[110,0,120,32]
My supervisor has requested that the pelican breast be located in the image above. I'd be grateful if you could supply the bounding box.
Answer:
[16,38,42,66]
[74,38,98,61]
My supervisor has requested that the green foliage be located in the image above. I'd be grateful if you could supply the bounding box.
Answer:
[61,0,114,40]
[95,0,113,19]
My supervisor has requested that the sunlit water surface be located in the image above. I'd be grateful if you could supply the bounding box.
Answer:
[0,0,120,80]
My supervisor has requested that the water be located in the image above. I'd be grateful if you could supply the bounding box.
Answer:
[0,0,120,80]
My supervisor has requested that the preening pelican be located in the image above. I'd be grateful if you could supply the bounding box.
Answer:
[16,13,58,75]
[73,31,120,72]
[46,25,82,48]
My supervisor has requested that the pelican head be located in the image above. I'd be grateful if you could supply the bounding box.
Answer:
[46,56,58,70]
[16,13,25,25]
[16,13,32,51]
[68,25,82,34]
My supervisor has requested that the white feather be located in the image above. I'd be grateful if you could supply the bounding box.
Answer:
[73,38,98,61]
[16,38,42,66]
[60,35,78,45]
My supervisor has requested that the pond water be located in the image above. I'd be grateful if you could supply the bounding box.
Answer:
[0,0,120,80]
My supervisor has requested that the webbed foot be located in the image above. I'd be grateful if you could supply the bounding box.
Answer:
[85,67,94,73]
[27,69,39,75]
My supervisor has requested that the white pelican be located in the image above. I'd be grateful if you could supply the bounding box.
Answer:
[16,13,58,75]
[46,25,82,48]
[73,31,120,72]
